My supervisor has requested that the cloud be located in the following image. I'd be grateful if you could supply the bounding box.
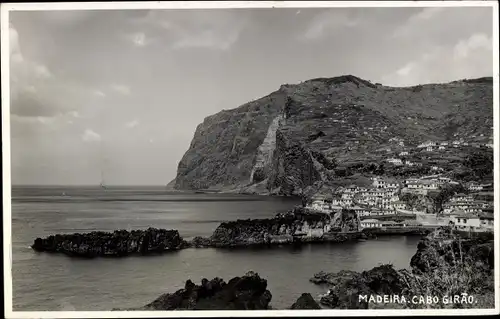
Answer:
[301,10,359,40]
[172,29,239,51]
[132,10,248,51]
[125,120,139,128]
[453,33,492,59]
[11,114,57,125]
[391,7,492,44]
[132,32,146,47]
[82,129,101,143]
[9,24,91,119]
[111,84,131,95]
[93,90,106,97]
[69,111,80,118]
[382,33,493,86]
[34,64,51,78]
[9,24,24,63]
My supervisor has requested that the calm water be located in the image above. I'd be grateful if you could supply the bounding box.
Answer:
[11,186,421,311]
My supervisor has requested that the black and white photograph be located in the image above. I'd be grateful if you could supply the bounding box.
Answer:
[2,1,499,317]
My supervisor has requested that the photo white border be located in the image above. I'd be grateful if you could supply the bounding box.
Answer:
[1,1,499,318]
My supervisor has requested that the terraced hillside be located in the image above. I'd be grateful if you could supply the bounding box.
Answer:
[173,75,493,196]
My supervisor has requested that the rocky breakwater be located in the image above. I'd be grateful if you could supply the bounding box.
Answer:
[310,227,495,309]
[190,206,360,248]
[31,228,186,257]
[139,271,272,310]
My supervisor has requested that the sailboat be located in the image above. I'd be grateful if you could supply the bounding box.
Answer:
[99,141,108,190]
[100,168,107,190]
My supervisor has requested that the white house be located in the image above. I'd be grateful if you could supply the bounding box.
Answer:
[417,141,436,148]
[405,160,415,167]
[342,193,354,200]
[451,194,474,202]
[360,219,382,228]
[421,180,440,190]
[449,214,493,232]
[372,178,386,188]
[386,158,403,166]
[438,146,446,150]
[438,177,452,183]
[399,151,409,156]
[426,146,434,152]
[344,185,359,193]
[468,182,484,192]
[393,201,408,210]
[309,200,331,212]
[440,142,449,146]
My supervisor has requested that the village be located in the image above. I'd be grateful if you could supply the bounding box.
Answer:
[306,137,494,234]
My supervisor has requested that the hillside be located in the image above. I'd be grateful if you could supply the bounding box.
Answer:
[173,75,493,196]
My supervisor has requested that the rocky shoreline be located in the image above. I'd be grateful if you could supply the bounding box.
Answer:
[310,228,495,309]
[116,271,322,311]
[110,227,493,310]
[31,206,366,256]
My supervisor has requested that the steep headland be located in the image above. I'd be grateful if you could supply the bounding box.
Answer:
[172,75,493,196]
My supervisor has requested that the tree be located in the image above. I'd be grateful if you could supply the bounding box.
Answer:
[464,150,493,180]
[432,183,467,215]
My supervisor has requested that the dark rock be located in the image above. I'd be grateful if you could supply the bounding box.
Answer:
[190,236,213,248]
[312,228,495,309]
[314,265,404,309]
[208,206,360,248]
[410,227,494,274]
[142,271,272,310]
[290,293,321,309]
[31,228,184,257]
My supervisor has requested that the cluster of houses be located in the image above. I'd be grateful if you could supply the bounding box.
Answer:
[359,219,422,229]
[442,193,493,215]
[416,139,492,151]
[417,140,450,152]
[308,177,414,217]
[306,174,494,233]
[384,138,493,170]
[466,181,493,192]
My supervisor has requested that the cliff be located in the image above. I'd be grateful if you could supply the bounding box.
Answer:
[173,75,493,196]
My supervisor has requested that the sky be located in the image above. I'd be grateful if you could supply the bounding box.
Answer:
[7,5,495,185]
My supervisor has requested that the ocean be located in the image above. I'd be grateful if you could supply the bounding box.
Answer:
[10,186,421,310]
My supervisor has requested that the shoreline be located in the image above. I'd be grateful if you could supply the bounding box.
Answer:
[118,228,494,310]
[29,228,437,258]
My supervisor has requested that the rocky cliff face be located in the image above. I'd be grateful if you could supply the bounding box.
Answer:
[173,75,493,195]
[174,90,286,190]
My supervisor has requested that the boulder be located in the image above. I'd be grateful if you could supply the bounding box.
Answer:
[290,293,321,309]
[142,271,272,310]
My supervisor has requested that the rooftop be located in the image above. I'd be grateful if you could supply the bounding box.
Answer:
[362,219,380,223]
